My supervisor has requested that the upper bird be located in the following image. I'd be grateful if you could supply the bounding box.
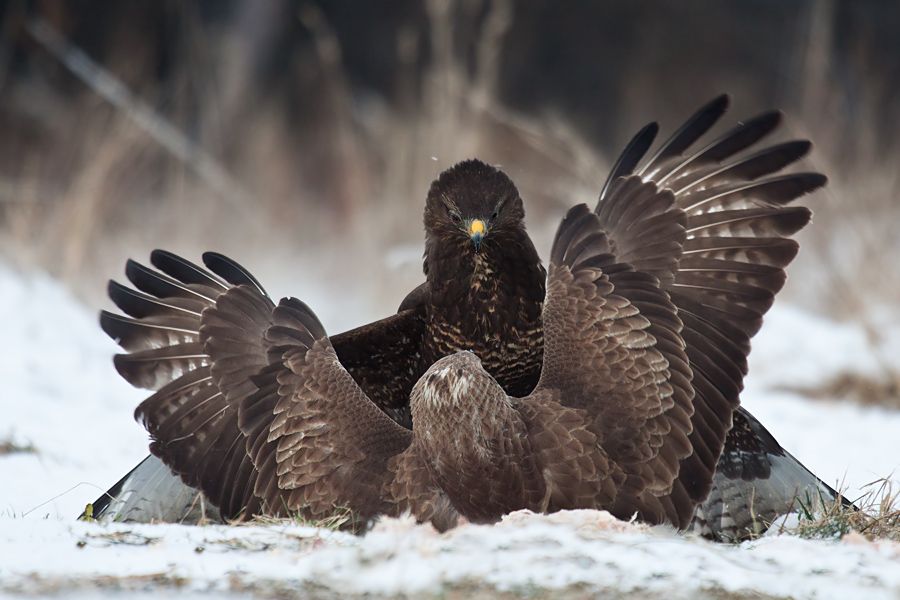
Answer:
[91,95,839,540]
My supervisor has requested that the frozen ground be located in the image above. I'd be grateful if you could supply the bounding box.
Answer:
[1,263,899,599]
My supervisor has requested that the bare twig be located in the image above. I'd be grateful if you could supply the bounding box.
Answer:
[25,17,250,208]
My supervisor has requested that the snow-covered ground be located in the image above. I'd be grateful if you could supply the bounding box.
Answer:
[1,263,899,599]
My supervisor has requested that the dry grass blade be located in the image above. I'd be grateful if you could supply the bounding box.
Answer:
[246,505,355,532]
[79,530,160,547]
[785,477,900,542]
[0,438,37,456]
[779,371,900,410]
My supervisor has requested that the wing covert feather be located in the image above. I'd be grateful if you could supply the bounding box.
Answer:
[241,297,442,529]
[534,204,694,515]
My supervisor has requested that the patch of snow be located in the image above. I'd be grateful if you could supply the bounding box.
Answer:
[746,304,900,391]
[0,264,147,519]
[1,513,899,599]
[2,264,900,598]
[743,304,900,499]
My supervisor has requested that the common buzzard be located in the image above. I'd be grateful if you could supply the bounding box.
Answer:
[197,203,695,528]
[89,95,842,540]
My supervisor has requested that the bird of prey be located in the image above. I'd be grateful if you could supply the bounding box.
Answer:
[89,95,841,540]
[151,203,698,529]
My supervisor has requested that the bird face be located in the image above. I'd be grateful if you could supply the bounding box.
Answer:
[424,159,525,255]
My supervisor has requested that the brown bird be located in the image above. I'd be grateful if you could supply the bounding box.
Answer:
[183,200,693,529]
[402,200,694,524]
[89,95,841,539]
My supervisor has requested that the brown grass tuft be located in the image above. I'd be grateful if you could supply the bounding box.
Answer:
[780,371,900,410]
[0,438,37,456]
[783,477,900,542]
[245,506,355,532]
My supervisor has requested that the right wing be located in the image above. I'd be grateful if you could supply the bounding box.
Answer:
[592,95,825,527]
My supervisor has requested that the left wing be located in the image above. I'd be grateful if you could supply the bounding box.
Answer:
[530,203,695,518]
[240,297,445,528]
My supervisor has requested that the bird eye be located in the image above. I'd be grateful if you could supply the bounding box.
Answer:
[491,199,505,221]
[448,210,461,223]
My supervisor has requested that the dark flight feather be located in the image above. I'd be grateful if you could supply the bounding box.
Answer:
[125,259,219,303]
[202,251,269,296]
[599,121,659,201]
[652,110,783,187]
[636,94,731,181]
[671,140,812,195]
[150,250,230,291]
[107,280,205,319]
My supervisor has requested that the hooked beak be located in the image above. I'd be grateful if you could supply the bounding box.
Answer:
[469,219,486,251]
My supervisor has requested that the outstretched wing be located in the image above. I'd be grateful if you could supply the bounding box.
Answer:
[102,251,428,520]
[531,203,694,517]
[100,250,272,517]
[102,251,275,519]
[240,297,442,528]
[593,95,825,527]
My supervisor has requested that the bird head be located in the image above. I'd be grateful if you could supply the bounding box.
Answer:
[411,351,501,411]
[423,159,525,255]
[410,351,515,466]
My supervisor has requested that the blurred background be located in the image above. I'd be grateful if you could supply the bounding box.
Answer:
[1,1,898,400]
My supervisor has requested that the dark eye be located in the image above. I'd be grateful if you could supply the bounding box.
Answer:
[448,210,461,223]
[491,200,505,221]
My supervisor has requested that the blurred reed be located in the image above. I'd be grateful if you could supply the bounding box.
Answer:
[0,0,898,332]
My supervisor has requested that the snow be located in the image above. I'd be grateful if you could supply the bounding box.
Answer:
[0,265,148,519]
[1,263,900,598]
[743,305,900,497]
[2,512,900,599]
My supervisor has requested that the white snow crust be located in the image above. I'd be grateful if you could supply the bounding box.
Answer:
[1,264,899,598]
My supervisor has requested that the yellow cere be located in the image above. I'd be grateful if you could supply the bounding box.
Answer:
[469,219,486,236]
